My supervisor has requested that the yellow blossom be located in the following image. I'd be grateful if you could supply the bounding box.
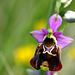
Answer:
[67,48,75,60]
[34,19,46,30]
[13,44,35,65]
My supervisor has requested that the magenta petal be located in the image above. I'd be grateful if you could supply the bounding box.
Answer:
[41,28,48,35]
[56,34,73,49]
[49,14,62,32]
[53,32,62,37]
[30,31,46,43]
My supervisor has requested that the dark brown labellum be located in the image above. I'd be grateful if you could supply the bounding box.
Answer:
[30,43,62,71]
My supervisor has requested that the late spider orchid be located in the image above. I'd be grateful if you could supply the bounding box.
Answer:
[30,14,73,71]
[30,43,62,71]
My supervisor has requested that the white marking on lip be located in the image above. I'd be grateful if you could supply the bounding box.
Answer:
[43,45,55,54]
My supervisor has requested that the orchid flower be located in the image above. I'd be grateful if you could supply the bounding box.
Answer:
[30,14,73,72]
[30,14,73,49]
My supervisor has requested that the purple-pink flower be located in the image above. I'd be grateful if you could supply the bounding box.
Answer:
[30,14,73,49]
[30,14,73,72]
[30,43,62,71]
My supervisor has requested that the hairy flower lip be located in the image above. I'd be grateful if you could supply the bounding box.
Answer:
[30,43,62,71]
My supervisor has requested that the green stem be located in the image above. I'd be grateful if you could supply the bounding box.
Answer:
[46,0,56,29]
[40,70,45,75]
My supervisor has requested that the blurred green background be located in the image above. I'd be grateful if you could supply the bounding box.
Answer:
[0,0,75,75]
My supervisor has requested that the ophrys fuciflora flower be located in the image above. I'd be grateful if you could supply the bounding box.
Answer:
[30,14,73,71]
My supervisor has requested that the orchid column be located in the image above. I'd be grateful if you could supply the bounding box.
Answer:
[30,0,73,75]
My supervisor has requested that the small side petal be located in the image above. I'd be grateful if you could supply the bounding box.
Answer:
[30,31,46,43]
[56,34,73,49]
[41,28,48,35]
[49,14,62,32]
[53,32,62,37]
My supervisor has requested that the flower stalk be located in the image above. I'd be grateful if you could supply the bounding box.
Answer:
[40,70,46,75]
[55,0,61,15]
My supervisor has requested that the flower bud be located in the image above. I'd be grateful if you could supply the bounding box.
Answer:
[63,10,75,23]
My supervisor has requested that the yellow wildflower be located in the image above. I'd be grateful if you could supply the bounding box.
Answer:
[13,44,35,65]
[34,19,46,30]
[67,48,75,60]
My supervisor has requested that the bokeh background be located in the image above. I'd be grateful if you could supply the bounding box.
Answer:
[0,0,75,75]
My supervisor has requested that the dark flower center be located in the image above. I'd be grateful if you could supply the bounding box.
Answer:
[43,37,55,47]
